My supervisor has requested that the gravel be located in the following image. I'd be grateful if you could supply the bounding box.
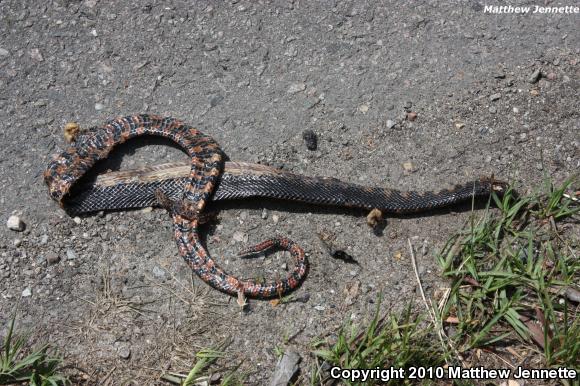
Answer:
[528,68,542,83]
[287,83,306,94]
[65,249,77,260]
[269,351,300,386]
[301,129,318,150]
[152,265,166,280]
[6,215,25,232]
[45,251,60,265]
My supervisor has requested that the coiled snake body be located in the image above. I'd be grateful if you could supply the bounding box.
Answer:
[44,114,507,299]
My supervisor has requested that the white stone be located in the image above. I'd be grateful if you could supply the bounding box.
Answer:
[287,82,306,94]
[7,215,24,231]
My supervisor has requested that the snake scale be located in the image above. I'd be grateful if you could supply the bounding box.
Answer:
[44,114,508,299]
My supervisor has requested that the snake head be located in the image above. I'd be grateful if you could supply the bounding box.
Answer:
[490,181,509,195]
[493,181,510,193]
[43,161,70,204]
[477,176,512,198]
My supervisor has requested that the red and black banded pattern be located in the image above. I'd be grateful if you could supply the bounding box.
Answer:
[44,114,307,298]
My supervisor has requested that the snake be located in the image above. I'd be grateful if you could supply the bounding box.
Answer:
[44,114,508,299]
[44,114,306,299]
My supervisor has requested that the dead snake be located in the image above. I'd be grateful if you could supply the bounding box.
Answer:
[44,114,508,299]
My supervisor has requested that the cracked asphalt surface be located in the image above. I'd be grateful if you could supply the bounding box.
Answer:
[0,1,578,384]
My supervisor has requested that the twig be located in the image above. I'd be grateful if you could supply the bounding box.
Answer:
[408,240,445,351]
[101,366,117,386]
[408,238,465,366]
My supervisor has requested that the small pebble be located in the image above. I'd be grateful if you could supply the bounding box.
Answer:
[272,214,279,224]
[0,48,9,56]
[94,103,105,111]
[529,89,540,96]
[261,209,268,219]
[528,68,541,84]
[269,351,300,386]
[489,106,497,114]
[513,107,520,114]
[546,72,557,81]
[314,305,325,311]
[358,104,369,113]
[455,122,465,129]
[287,82,306,94]
[233,231,247,243]
[406,111,417,121]
[152,265,166,280]
[29,48,43,62]
[46,252,60,265]
[385,119,396,129]
[40,234,49,244]
[565,287,580,303]
[34,99,48,107]
[209,94,223,107]
[118,347,131,360]
[402,161,414,172]
[66,248,77,260]
[296,293,310,303]
[73,217,82,224]
[302,129,317,150]
[489,93,501,101]
[22,287,32,297]
[7,215,25,232]
[13,239,22,247]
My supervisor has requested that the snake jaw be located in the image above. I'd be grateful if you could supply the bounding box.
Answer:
[493,183,505,192]
[490,180,511,196]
